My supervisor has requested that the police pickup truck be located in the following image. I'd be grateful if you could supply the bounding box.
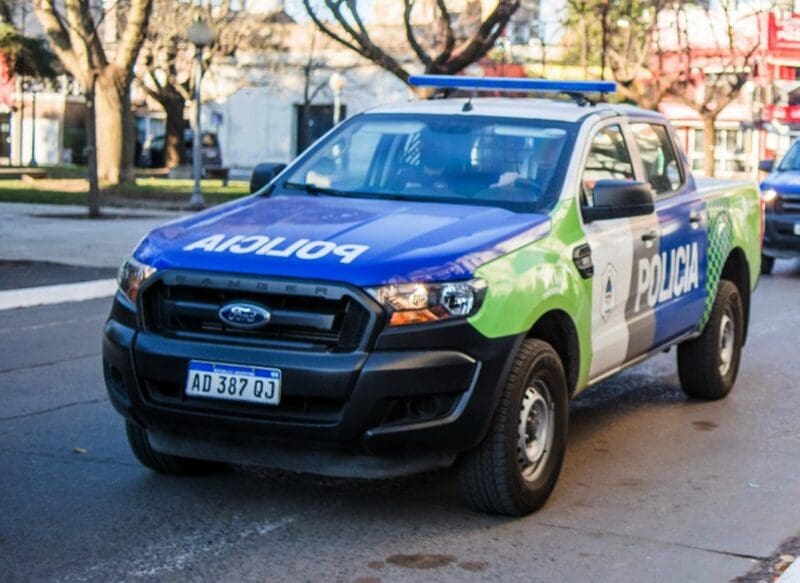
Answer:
[104,77,762,516]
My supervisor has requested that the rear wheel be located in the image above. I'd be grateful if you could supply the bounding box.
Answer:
[458,339,568,516]
[677,280,744,400]
[125,420,225,475]
[761,254,775,275]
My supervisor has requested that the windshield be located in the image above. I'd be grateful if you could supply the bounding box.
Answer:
[778,141,800,171]
[281,114,576,213]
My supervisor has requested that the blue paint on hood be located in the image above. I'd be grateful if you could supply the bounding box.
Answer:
[761,170,800,195]
[134,194,551,286]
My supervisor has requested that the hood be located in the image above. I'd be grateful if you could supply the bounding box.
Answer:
[761,171,800,195]
[134,194,551,286]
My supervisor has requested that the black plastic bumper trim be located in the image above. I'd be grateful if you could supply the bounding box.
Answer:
[103,293,523,472]
[147,427,457,479]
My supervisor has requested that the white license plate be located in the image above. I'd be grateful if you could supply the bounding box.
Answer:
[185,360,281,406]
[794,222,800,236]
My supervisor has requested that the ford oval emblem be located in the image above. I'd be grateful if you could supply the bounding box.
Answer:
[218,302,271,329]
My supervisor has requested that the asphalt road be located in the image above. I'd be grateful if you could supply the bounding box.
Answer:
[1,262,799,582]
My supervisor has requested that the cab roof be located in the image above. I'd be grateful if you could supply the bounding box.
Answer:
[363,97,667,125]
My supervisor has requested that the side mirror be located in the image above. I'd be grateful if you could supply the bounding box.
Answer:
[250,162,287,193]
[758,159,775,173]
[583,180,655,223]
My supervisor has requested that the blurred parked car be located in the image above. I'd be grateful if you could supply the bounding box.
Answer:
[141,130,222,170]
[759,142,800,274]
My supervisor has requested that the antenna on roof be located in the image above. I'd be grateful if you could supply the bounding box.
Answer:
[408,75,617,107]
[462,89,476,112]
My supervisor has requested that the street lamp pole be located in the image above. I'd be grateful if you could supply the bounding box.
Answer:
[188,45,204,208]
[187,19,214,210]
[28,85,37,167]
[18,77,24,166]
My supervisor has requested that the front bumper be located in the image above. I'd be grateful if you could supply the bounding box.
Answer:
[763,211,800,258]
[103,291,521,478]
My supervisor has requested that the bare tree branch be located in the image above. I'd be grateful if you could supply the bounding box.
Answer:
[303,0,521,86]
[304,0,410,82]
[114,0,152,72]
[403,0,432,68]
[32,0,82,80]
[431,0,456,68]
[445,0,520,73]
[302,0,364,56]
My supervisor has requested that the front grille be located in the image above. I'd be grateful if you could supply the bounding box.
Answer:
[142,274,375,352]
[777,195,800,214]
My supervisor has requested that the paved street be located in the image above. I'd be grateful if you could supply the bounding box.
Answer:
[0,203,181,269]
[0,258,798,582]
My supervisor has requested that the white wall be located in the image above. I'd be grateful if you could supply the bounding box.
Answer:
[15,117,60,166]
[205,65,412,170]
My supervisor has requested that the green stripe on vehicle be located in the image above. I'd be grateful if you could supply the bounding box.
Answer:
[700,185,761,329]
[469,199,593,392]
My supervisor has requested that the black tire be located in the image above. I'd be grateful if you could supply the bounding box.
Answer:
[458,339,568,516]
[761,254,775,275]
[677,280,744,400]
[125,420,225,475]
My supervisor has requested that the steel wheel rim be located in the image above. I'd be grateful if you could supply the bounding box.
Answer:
[517,379,554,482]
[719,308,735,376]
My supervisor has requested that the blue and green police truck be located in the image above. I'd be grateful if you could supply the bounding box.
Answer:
[104,77,762,516]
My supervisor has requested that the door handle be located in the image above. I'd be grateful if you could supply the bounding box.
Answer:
[689,211,703,229]
[641,230,657,247]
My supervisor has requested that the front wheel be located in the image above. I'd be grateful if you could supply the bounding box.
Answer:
[458,339,568,516]
[677,280,744,400]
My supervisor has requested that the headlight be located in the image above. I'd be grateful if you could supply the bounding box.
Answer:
[117,257,157,303]
[366,279,487,326]
[761,188,778,202]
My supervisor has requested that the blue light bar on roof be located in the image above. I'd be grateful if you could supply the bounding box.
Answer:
[407,75,617,94]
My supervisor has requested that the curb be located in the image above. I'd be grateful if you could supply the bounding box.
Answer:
[0,279,117,311]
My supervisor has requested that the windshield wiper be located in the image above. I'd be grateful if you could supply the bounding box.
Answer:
[284,181,424,202]
[283,181,349,197]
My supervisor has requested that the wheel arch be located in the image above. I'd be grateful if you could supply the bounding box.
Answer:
[720,247,751,344]
[527,310,580,396]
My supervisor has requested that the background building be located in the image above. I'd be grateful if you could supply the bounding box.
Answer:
[3,0,798,178]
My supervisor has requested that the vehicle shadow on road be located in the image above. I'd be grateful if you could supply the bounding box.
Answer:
[568,354,687,441]
[118,355,699,526]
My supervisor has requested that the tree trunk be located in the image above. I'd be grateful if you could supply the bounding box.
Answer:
[94,69,135,185]
[162,93,186,168]
[121,88,135,183]
[702,115,716,178]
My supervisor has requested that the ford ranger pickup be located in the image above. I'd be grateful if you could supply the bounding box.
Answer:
[103,77,762,516]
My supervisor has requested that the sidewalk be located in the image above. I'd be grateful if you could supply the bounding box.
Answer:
[0,202,182,269]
